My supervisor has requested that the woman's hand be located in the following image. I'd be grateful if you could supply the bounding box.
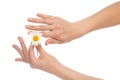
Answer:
[12,37,101,80]
[12,36,61,74]
[25,13,90,45]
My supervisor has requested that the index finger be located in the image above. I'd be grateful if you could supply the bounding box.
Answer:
[36,44,45,57]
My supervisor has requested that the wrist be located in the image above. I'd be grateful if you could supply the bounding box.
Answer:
[73,19,94,37]
[51,62,69,79]
[51,63,76,80]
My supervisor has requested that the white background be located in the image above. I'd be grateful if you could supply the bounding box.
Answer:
[0,0,120,80]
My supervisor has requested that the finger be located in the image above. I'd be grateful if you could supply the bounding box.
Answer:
[36,44,45,56]
[27,17,44,23]
[29,45,37,63]
[25,25,54,31]
[42,31,54,37]
[15,58,24,62]
[27,17,53,24]
[45,38,63,45]
[37,13,55,19]
[36,13,48,18]
[27,31,32,34]
[18,37,28,58]
[27,43,32,63]
[12,44,24,58]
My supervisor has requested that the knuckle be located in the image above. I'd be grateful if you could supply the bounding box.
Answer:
[53,24,61,29]
[59,35,65,40]
[44,19,48,23]
[44,19,52,24]
[42,32,47,37]
[54,31,64,39]
[54,31,60,37]
[51,16,57,19]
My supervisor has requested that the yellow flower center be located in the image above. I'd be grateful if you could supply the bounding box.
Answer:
[33,35,39,41]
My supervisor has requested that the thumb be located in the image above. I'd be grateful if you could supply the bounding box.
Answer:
[36,44,45,56]
[45,38,62,45]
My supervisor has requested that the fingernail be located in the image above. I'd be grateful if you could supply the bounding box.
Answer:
[27,31,32,34]
[28,17,32,20]
[25,25,30,28]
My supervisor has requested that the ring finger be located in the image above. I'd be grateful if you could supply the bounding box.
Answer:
[26,25,54,31]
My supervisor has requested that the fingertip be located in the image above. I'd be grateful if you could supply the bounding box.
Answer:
[36,43,41,49]
[37,13,47,18]
[45,42,48,46]
[25,25,31,29]
[36,44,46,56]
[45,40,48,46]
[18,36,23,41]
[45,39,54,45]
[25,25,28,28]
[27,31,32,34]
[18,36,22,41]
[18,36,22,38]
[37,13,44,16]
[45,40,51,46]
[27,17,33,21]
[15,58,18,61]
[36,13,40,16]
[36,13,42,17]
[12,44,16,48]
[15,58,22,62]
[30,44,34,49]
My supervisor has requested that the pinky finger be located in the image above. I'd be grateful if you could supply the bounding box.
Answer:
[15,58,24,62]
[37,13,54,19]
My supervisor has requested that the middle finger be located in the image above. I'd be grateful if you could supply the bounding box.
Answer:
[27,18,53,25]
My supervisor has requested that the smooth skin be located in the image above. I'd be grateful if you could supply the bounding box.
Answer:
[26,1,120,45]
[13,1,120,80]
[12,37,101,80]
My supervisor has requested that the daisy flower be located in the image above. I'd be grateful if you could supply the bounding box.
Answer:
[29,31,42,46]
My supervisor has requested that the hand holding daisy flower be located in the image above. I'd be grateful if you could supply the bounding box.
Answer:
[12,37,101,80]
[12,36,59,74]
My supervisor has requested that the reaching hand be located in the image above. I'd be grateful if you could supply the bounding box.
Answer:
[25,13,89,45]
